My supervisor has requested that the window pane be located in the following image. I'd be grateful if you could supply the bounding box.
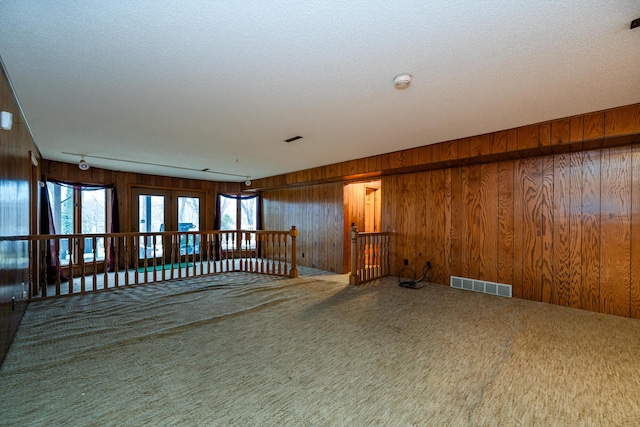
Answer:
[178,197,199,231]
[81,189,106,262]
[219,195,237,230]
[47,182,74,234]
[81,189,106,233]
[178,197,200,255]
[47,182,73,265]
[138,195,164,259]
[240,197,257,230]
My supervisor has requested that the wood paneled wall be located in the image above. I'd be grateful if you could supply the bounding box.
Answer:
[0,64,39,362]
[383,145,640,318]
[42,160,242,232]
[262,182,344,273]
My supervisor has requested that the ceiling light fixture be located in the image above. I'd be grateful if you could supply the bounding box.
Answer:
[78,158,90,170]
[393,73,412,90]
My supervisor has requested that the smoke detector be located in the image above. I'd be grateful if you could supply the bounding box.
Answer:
[393,73,412,90]
[79,158,90,170]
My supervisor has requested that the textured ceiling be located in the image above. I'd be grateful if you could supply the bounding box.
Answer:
[1,1,639,182]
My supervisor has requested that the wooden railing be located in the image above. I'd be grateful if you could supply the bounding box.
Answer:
[25,227,298,299]
[349,225,391,285]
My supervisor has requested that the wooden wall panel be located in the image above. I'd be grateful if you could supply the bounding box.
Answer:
[460,166,473,278]
[375,140,640,319]
[450,167,464,281]
[517,158,544,301]
[632,145,640,318]
[599,146,631,317]
[429,169,451,286]
[580,150,601,312]
[552,153,571,306]
[1,64,37,363]
[540,157,554,303]
[262,182,345,273]
[583,112,604,140]
[605,105,640,136]
[415,172,429,267]
[568,152,583,308]
[497,161,514,286]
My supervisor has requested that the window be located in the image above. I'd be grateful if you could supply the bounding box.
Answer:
[47,182,111,265]
[217,194,259,249]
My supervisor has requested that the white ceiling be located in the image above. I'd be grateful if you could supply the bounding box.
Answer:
[1,1,639,182]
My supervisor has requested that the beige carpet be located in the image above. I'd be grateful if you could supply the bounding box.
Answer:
[2,270,640,426]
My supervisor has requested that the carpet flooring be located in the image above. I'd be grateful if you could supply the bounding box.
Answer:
[2,271,640,426]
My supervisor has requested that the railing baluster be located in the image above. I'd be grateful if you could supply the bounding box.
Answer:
[123,236,130,286]
[26,229,300,299]
[67,237,74,295]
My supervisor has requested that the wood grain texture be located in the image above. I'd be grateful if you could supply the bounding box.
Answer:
[517,158,544,301]
[599,146,631,317]
[551,118,571,146]
[583,112,605,140]
[430,168,452,286]
[552,153,571,306]
[449,167,464,280]
[632,145,640,318]
[540,157,554,303]
[460,166,473,279]
[517,124,540,152]
[605,105,640,137]
[262,182,345,273]
[580,149,601,312]
[497,161,514,286]
[568,152,583,309]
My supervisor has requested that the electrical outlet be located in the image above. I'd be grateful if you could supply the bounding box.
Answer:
[426,261,432,269]
[404,259,408,266]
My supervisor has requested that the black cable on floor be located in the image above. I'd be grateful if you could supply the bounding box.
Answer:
[398,263,431,289]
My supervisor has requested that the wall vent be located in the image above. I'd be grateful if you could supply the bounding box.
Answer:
[450,276,512,298]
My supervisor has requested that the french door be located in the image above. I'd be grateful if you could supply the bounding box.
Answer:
[132,188,205,262]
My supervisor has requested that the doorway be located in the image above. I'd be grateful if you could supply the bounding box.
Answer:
[131,188,205,261]
[343,180,381,272]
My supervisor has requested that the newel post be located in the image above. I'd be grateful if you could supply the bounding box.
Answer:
[289,226,299,278]
[349,224,360,285]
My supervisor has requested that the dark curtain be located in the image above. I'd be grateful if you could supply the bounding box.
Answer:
[40,183,65,283]
[108,188,120,271]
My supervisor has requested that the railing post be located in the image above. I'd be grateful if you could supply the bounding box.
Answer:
[349,224,360,285]
[289,226,298,278]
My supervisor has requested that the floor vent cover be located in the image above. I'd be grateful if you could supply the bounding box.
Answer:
[450,276,512,298]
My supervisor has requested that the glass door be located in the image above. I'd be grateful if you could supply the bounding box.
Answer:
[178,196,200,256]
[132,188,205,262]
[133,190,170,261]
